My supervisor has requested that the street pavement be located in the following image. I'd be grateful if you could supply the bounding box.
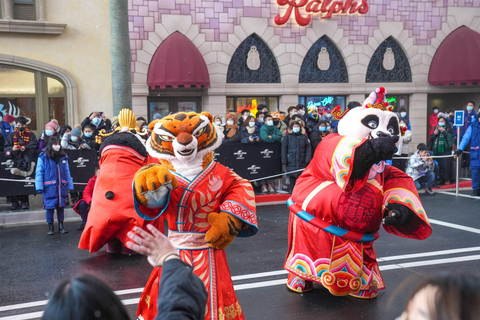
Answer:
[1,193,479,320]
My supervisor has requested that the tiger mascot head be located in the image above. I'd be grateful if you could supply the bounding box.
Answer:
[146,112,224,178]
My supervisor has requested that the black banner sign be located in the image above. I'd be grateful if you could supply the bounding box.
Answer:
[213,142,282,180]
[0,150,98,197]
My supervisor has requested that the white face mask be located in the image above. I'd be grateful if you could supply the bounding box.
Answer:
[298,110,305,116]
[52,145,61,152]
[227,120,234,125]
[242,114,248,119]
[266,120,273,126]
[249,122,255,127]
[215,121,222,125]
[400,112,407,118]
[71,136,79,142]
[293,127,300,133]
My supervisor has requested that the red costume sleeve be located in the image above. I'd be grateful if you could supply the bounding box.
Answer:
[382,165,432,240]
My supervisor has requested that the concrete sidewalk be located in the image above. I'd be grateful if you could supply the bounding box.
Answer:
[0,195,81,227]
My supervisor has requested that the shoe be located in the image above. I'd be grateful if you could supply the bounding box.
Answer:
[77,223,85,231]
[471,189,480,197]
[261,185,268,193]
[425,188,436,196]
[267,184,275,193]
[47,223,55,235]
[20,202,29,210]
[286,273,313,293]
[58,222,68,234]
[9,202,20,210]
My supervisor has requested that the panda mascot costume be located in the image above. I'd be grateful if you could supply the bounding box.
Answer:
[284,87,432,299]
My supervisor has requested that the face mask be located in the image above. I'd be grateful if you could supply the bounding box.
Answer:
[319,127,326,132]
[433,109,439,114]
[84,132,93,138]
[45,130,54,136]
[438,122,445,127]
[327,126,331,130]
[52,145,61,152]
[92,117,101,125]
[242,114,248,119]
[293,127,300,133]
[71,136,79,142]
[311,113,318,119]
[292,112,298,115]
[215,121,222,125]
[467,106,474,112]
[227,120,234,125]
[259,118,264,123]
[17,127,25,132]
[249,122,255,127]
[266,120,273,126]
[299,110,305,116]
[325,113,332,118]
[400,112,407,118]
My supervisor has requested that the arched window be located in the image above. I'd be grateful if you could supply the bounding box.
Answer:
[366,36,412,83]
[227,33,280,83]
[0,65,66,131]
[299,35,348,83]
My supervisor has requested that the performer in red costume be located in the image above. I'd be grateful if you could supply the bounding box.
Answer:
[79,109,162,254]
[284,88,432,299]
[132,112,257,320]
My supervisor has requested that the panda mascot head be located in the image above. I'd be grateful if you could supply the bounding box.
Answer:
[335,87,403,143]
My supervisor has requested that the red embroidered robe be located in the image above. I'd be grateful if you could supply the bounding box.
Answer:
[284,134,431,296]
[135,161,258,320]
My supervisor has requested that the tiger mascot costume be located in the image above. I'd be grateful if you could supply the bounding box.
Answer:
[132,112,258,320]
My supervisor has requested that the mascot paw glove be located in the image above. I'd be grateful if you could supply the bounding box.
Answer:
[134,164,178,208]
[205,212,244,250]
[383,202,414,226]
[367,135,399,163]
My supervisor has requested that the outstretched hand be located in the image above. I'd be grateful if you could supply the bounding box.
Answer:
[127,225,178,267]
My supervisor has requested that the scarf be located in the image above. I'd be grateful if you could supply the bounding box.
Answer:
[225,124,238,138]
[246,126,256,134]
[434,133,445,154]
[13,128,30,147]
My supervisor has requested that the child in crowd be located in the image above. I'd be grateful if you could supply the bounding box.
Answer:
[237,109,250,127]
[282,120,311,193]
[80,125,96,149]
[255,112,265,129]
[309,120,329,154]
[213,115,224,134]
[35,136,74,235]
[223,112,241,143]
[61,127,83,150]
[37,120,60,151]
[74,164,99,230]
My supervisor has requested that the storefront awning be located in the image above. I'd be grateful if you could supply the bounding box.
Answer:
[147,32,210,89]
[429,26,480,86]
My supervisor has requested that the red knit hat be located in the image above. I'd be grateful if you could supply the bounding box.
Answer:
[45,121,57,130]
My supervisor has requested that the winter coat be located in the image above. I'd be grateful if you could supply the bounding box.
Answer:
[240,126,261,143]
[37,131,60,151]
[305,116,319,137]
[459,117,480,169]
[277,121,287,141]
[4,130,38,171]
[0,121,13,139]
[406,151,435,181]
[80,135,97,150]
[61,135,81,150]
[429,129,453,155]
[281,132,312,173]
[260,124,282,143]
[155,258,208,320]
[82,174,98,205]
[35,152,74,209]
[222,126,241,144]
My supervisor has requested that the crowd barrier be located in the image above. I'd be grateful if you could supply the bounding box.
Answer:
[0,150,98,197]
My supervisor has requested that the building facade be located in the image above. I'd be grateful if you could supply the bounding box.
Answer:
[0,0,113,132]
[129,0,480,152]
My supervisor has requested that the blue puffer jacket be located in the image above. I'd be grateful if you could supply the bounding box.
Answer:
[459,115,480,169]
[35,152,74,209]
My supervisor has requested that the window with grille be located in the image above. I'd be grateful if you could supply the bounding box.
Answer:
[13,0,36,21]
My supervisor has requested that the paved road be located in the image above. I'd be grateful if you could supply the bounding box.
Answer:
[1,193,479,319]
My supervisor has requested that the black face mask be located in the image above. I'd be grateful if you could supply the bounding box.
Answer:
[17,127,25,132]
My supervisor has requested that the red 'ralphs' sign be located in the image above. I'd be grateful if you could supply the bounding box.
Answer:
[274,0,369,26]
